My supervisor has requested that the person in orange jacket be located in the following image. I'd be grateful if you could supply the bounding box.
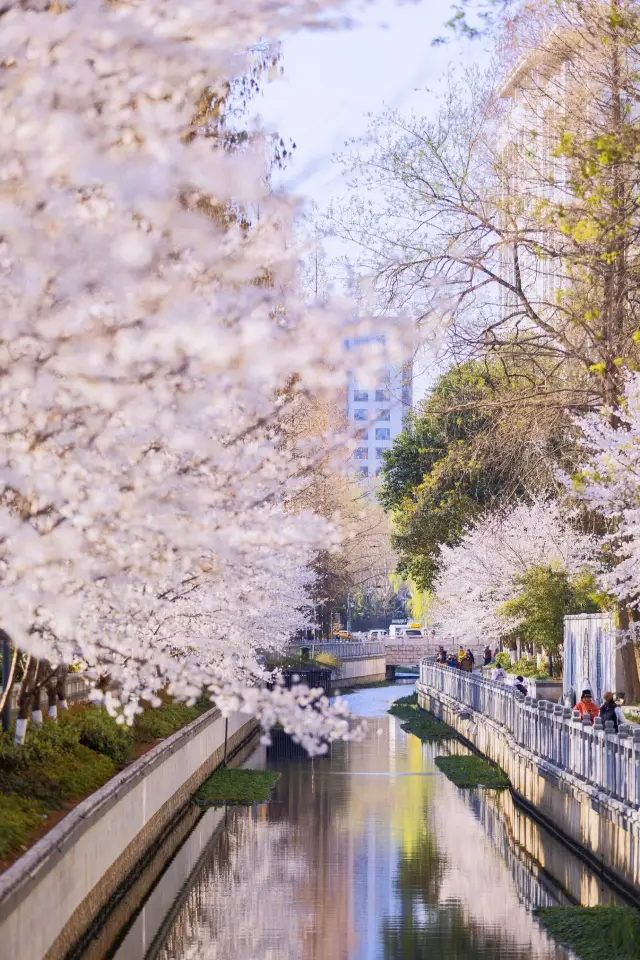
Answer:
[575,689,599,724]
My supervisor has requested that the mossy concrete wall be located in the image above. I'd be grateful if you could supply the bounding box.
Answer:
[0,708,257,960]
[418,681,640,904]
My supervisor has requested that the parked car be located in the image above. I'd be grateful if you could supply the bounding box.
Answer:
[368,629,388,641]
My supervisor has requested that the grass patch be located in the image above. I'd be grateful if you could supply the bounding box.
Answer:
[389,693,457,742]
[132,699,205,743]
[388,691,419,720]
[534,906,640,960]
[0,795,46,861]
[434,754,509,788]
[194,768,280,806]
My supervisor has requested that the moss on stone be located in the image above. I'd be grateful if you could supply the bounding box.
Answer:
[389,694,457,742]
[434,754,509,788]
[194,768,280,806]
[535,906,640,960]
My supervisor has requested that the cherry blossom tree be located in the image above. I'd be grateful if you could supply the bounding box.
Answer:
[567,373,640,696]
[432,499,597,643]
[0,0,403,748]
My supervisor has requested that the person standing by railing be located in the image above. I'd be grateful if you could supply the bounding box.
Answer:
[600,692,625,732]
[492,663,507,683]
[514,675,528,697]
[483,644,492,666]
[575,689,599,724]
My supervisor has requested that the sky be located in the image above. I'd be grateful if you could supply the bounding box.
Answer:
[253,0,493,402]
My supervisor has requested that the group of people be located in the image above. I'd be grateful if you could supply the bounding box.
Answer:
[436,646,476,672]
[434,638,625,732]
[574,689,625,732]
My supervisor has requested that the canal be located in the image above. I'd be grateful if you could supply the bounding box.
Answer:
[103,683,625,960]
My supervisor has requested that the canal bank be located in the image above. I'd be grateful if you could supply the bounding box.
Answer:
[81,682,633,960]
[0,708,258,960]
[417,670,640,908]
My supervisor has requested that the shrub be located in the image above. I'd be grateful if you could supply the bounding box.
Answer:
[0,795,45,861]
[61,707,133,764]
[495,652,511,669]
[507,656,549,681]
[314,652,342,668]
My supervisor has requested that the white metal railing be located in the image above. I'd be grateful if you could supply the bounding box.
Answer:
[287,641,386,659]
[420,660,640,809]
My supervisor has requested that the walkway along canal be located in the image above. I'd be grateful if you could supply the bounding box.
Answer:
[78,682,632,960]
[418,661,640,902]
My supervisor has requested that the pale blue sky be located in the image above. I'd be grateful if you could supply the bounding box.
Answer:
[254,1,492,398]
[257,0,490,203]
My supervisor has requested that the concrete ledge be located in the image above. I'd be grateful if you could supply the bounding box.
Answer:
[0,707,258,960]
[418,681,640,901]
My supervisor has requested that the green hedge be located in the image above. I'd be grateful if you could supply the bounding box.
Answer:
[0,694,214,866]
[61,708,134,764]
[0,722,116,811]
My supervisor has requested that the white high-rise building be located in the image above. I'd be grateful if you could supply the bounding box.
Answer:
[346,356,413,480]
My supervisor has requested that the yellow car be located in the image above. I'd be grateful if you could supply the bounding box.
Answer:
[334,630,352,641]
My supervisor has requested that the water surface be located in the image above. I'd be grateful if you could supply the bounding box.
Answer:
[116,683,625,960]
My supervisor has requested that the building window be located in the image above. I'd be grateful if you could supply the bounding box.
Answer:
[377,409,390,422]
[355,429,368,442]
[353,390,369,402]
[402,386,411,405]
[376,468,383,477]
[359,466,369,478]
[375,389,390,402]
[375,428,390,441]
[353,447,368,460]
[375,447,388,459]
[354,409,367,421]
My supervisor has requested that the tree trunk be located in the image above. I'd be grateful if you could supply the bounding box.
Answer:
[15,656,36,745]
[31,660,52,728]
[617,603,640,702]
[0,631,18,732]
[46,665,69,719]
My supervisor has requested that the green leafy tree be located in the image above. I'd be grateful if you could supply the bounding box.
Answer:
[500,567,604,675]
[378,361,567,590]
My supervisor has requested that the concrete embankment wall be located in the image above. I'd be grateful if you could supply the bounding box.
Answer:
[0,708,258,960]
[332,655,386,688]
[417,681,640,904]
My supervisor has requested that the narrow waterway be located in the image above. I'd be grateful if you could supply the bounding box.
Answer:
[107,684,625,960]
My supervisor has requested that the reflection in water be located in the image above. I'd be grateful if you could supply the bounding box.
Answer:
[144,684,618,959]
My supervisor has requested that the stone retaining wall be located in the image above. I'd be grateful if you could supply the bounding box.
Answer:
[332,654,386,688]
[0,708,258,960]
[417,680,640,904]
